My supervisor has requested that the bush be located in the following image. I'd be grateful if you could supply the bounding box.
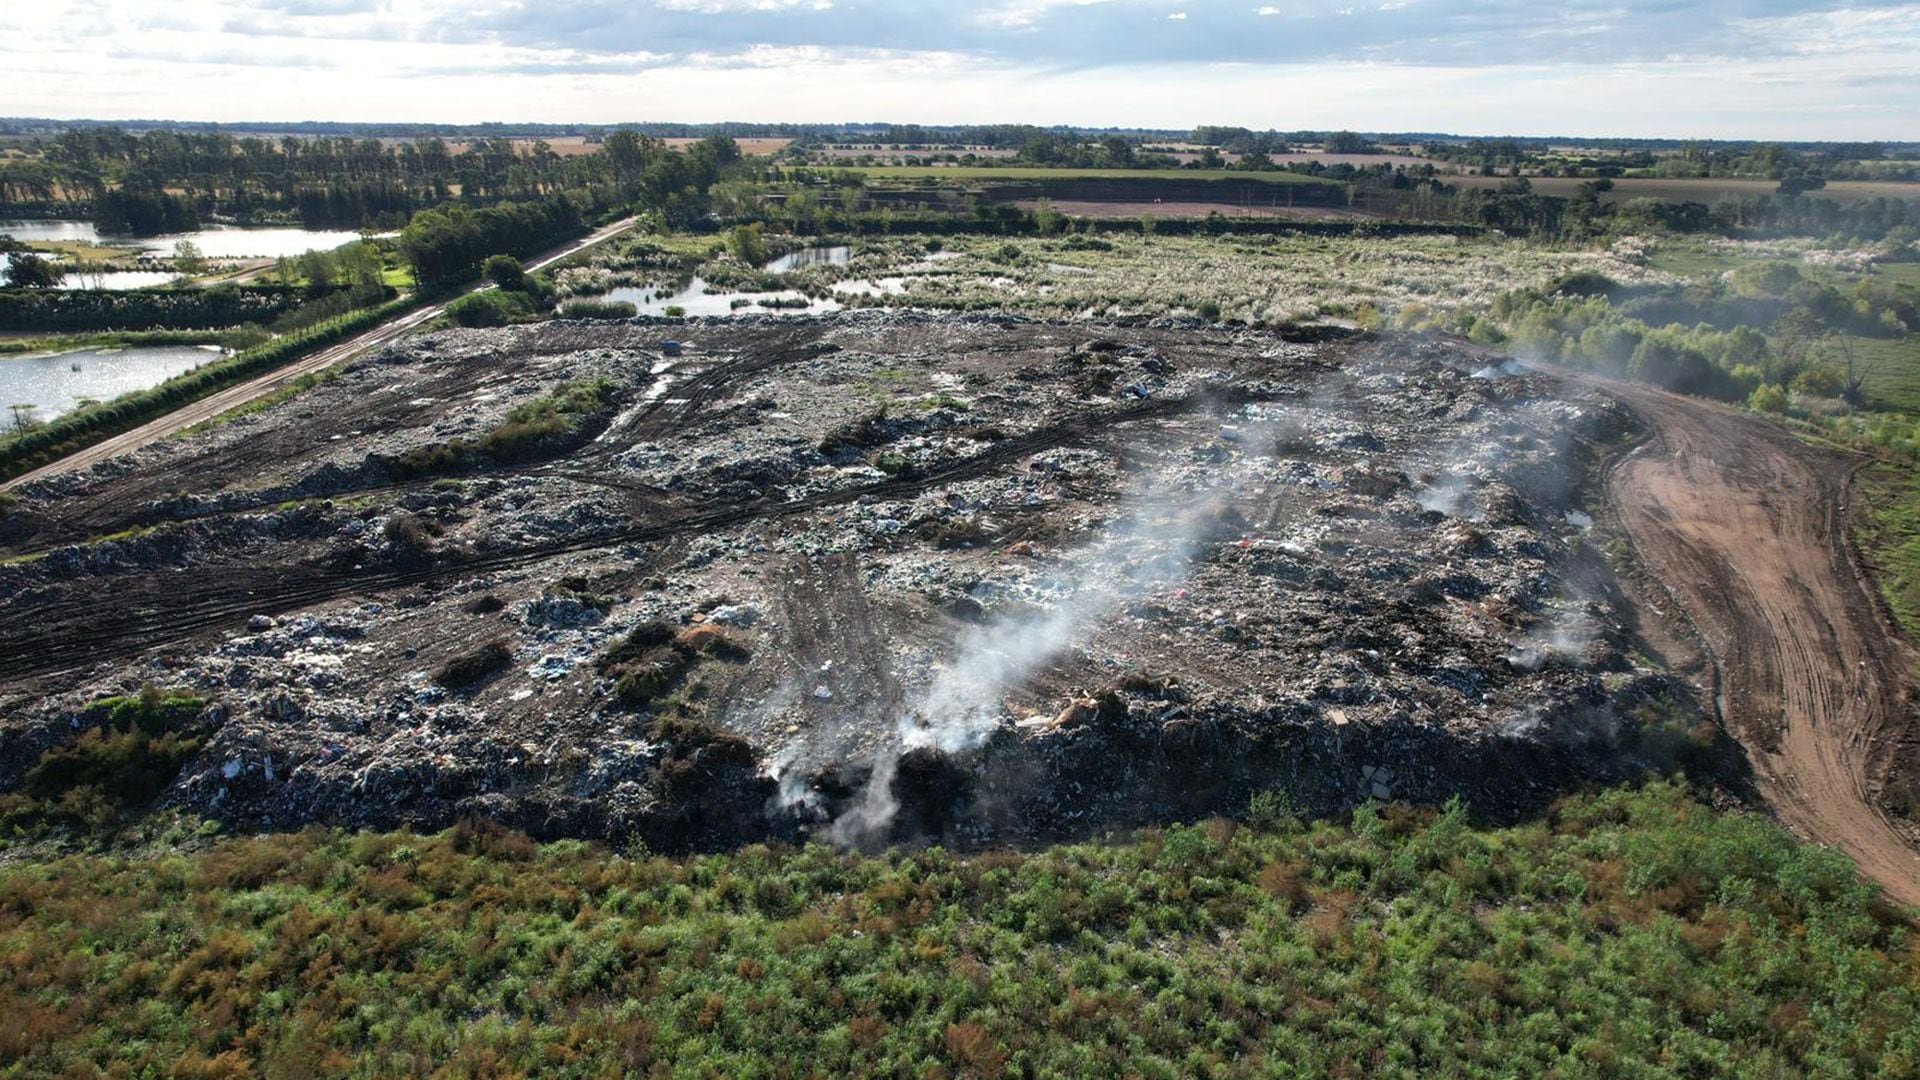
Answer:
[1748,383,1790,413]
[558,298,638,320]
[1,782,1917,1076]
[725,223,768,265]
[2,688,207,832]
[483,254,527,291]
[598,621,749,708]
[446,289,536,328]
[433,639,513,689]
[1792,364,1847,398]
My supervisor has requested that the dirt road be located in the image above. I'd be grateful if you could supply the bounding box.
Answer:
[1,217,636,495]
[1593,375,1920,906]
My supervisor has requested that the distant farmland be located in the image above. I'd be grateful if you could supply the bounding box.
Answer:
[848,165,1918,204]
[848,165,1340,187]
[1014,198,1373,221]
[1449,174,1920,204]
[663,136,792,155]
[497,136,793,156]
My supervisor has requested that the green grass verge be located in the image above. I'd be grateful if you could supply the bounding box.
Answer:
[179,364,345,436]
[1,782,1914,1075]
[1846,334,1920,412]
[1855,461,1920,639]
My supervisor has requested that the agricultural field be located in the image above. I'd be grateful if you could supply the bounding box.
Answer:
[1143,146,1445,170]
[1449,174,1920,205]
[847,165,1340,187]
[1011,198,1372,221]
[665,136,792,156]
[800,144,1018,161]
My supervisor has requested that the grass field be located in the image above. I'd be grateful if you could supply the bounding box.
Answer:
[846,165,1342,187]
[758,232,1670,324]
[1876,262,1920,291]
[1855,463,1920,637]
[20,237,145,261]
[3,782,1915,1076]
[1643,243,1751,278]
[1840,335,1920,412]
[665,136,792,156]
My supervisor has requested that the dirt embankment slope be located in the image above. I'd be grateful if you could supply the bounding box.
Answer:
[1595,375,1920,906]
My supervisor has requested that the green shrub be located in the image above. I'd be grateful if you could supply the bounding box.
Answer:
[2,687,207,832]
[599,622,749,708]
[1,782,1916,1076]
[386,378,616,478]
[446,289,536,328]
[1748,382,1790,413]
[483,254,527,291]
[433,639,513,689]
[558,298,639,320]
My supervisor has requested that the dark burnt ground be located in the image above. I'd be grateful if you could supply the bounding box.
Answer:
[0,314,1733,849]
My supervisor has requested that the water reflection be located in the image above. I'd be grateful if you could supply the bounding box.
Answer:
[0,345,222,420]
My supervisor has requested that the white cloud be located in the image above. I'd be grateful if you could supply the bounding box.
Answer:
[975,0,1112,29]
[656,0,832,11]
[0,0,1913,138]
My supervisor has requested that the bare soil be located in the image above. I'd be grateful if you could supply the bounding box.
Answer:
[1587,374,1920,905]
[1014,199,1374,221]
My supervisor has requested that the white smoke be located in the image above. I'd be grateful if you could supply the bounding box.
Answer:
[820,411,1286,846]
[1413,473,1479,519]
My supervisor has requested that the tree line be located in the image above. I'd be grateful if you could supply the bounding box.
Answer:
[0,283,379,333]
[1,128,751,232]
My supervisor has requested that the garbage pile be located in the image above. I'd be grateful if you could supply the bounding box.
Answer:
[0,313,1713,848]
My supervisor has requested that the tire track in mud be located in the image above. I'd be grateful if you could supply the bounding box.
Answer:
[1586,372,1920,907]
[0,389,1237,683]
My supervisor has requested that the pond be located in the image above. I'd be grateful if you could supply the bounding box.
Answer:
[762,245,851,273]
[596,277,843,318]
[57,271,184,291]
[0,220,375,258]
[0,345,223,422]
[574,245,859,318]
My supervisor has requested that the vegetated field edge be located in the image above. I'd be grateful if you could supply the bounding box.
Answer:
[1,782,1916,1076]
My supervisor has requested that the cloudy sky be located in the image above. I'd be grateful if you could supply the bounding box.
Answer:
[3,1,1916,139]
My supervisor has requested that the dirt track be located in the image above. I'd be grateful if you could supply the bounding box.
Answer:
[1594,375,1920,906]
